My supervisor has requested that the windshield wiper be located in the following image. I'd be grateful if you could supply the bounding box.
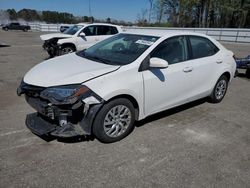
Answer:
[86,55,113,65]
[77,51,121,65]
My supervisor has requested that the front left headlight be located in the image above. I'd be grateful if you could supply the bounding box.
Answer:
[40,85,90,104]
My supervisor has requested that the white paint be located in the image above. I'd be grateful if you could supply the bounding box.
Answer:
[40,23,123,51]
[24,31,236,121]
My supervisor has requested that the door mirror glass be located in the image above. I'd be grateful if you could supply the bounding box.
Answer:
[149,57,169,69]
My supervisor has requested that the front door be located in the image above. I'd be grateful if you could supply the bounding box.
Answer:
[76,25,99,50]
[143,36,195,116]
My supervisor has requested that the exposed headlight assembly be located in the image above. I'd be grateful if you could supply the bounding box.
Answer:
[40,85,90,105]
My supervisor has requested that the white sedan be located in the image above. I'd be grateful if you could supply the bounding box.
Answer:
[18,30,236,143]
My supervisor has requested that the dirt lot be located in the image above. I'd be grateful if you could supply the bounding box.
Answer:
[0,30,249,188]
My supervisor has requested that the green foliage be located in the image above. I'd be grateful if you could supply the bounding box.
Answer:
[146,0,250,28]
[42,11,74,23]
[6,9,17,20]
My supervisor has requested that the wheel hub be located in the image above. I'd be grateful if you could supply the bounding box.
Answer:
[103,105,131,138]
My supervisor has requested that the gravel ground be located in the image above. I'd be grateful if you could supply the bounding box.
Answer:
[0,30,249,188]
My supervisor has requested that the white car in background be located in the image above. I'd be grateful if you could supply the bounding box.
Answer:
[40,23,122,57]
[18,30,236,143]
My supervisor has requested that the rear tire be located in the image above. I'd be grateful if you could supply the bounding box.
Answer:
[246,69,250,78]
[93,98,135,143]
[209,75,228,103]
[23,28,27,32]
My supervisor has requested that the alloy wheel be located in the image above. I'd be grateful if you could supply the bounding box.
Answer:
[103,105,131,138]
[215,79,227,100]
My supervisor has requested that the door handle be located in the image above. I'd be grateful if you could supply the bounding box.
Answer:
[216,59,223,64]
[183,67,193,73]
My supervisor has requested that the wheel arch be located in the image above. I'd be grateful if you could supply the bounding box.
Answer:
[105,94,140,121]
[60,43,76,51]
[221,71,231,82]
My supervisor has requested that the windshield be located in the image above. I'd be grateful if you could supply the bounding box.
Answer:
[77,33,159,65]
[63,25,84,35]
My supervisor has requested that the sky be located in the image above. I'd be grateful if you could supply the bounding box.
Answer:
[0,0,150,22]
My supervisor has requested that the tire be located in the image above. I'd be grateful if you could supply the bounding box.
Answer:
[209,75,228,103]
[60,45,75,55]
[246,69,250,79]
[93,98,135,143]
[48,51,55,58]
[4,27,8,31]
[23,28,27,32]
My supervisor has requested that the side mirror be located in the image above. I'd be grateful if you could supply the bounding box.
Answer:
[79,32,86,37]
[149,57,169,69]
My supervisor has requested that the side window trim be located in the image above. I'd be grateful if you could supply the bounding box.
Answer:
[187,35,220,60]
[150,35,189,65]
[186,36,194,60]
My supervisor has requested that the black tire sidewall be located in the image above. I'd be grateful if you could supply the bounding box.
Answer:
[61,46,75,55]
[246,69,250,78]
[93,98,135,143]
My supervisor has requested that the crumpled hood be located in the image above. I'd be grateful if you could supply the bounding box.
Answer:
[40,33,72,41]
[23,53,120,87]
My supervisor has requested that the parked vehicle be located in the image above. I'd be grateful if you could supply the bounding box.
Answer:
[60,25,71,33]
[40,23,122,57]
[17,31,236,143]
[235,55,250,78]
[2,22,30,32]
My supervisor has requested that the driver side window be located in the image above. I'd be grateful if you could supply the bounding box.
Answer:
[151,36,188,65]
[82,26,96,36]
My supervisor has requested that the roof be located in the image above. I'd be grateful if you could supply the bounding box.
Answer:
[76,22,121,27]
[122,28,208,38]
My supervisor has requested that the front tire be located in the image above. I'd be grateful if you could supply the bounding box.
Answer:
[209,75,228,103]
[93,98,135,143]
[60,45,75,55]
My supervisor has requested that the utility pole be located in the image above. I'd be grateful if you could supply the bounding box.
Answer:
[89,0,93,23]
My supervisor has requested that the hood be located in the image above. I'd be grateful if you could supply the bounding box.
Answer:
[40,33,72,41]
[23,53,120,87]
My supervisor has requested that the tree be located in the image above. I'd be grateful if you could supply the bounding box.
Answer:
[136,9,148,26]
[148,0,154,23]
[83,16,89,22]
[106,17,111,23]
[6,9,17,20]
[17,9,41,21]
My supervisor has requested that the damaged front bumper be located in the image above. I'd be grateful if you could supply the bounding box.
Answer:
[17,81,104,138]
[43,39,60,57]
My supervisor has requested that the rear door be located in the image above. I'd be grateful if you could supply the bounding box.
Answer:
[183,35,221,100]
[96,26,119,42]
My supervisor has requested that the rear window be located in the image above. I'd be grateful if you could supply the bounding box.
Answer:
[189,36,219,59]
[97,26,118,35]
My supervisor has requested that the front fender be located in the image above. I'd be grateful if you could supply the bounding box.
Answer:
[57,38,77,46]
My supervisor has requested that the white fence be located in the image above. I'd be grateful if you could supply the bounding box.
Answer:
[28,23,250,43]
